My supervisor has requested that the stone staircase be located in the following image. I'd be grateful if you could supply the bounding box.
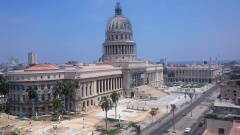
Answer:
[131,88,150,100]
[135,85,168,100]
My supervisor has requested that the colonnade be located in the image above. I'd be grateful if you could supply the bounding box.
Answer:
[104,45,135,55]
[81,81,94,98]
[96,77,122,94]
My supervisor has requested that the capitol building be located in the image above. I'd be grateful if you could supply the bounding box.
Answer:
[7,3,164,116]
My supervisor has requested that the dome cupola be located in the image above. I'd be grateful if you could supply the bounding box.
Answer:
[101,2,136,62]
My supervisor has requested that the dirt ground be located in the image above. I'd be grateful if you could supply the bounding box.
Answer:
[0,99,166,135]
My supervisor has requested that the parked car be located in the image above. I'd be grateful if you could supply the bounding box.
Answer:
[199,122,204,127]
[185,127,191,133]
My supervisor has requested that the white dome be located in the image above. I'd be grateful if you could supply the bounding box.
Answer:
[106,2,132,33]
[106,15,132,32]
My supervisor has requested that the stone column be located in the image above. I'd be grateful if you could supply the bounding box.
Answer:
[107,79,109,91]
[113,78,116,90]
[104,79,107,92]
[83,83,86,97]
[109,79,111,91]
[101,80,103,93]
[118,77,120,89]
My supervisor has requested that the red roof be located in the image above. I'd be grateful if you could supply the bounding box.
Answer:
[229,120,240,135]
[25,64,59,71]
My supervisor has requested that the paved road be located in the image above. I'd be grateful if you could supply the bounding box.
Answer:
[148,85,219,135]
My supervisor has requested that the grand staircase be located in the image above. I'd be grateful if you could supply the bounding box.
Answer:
[133,85,168,100]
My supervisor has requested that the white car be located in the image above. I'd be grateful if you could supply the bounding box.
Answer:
[185,128,191,133]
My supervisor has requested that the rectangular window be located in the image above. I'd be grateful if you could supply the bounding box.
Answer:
[22,95,25,101]
[47,84,51,89]
[48,94,51,100]
[41,85,44,90]
[41,94,44,101]
[219,128,224,134]
[48,76,50,79]
[234,94,237,96]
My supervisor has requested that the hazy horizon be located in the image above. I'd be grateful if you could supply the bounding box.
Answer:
[1,0,240,64]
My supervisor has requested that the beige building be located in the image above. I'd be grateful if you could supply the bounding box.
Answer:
[8,3,163,116]
[204,99,240,135]
[221,79,240,100]
[167,62,222,83]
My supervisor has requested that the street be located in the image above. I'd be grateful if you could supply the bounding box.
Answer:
[148,85,219,135]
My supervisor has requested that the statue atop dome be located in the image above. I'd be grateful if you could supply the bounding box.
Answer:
[115,2,122,15]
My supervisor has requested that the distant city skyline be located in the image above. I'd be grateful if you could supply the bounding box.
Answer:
[0,0,240,64]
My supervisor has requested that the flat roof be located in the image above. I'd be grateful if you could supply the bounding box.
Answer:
[214,99,240,109]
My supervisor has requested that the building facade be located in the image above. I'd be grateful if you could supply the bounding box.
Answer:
[28,52,38,65]
[8,3,163,116]
[167,62,222,84]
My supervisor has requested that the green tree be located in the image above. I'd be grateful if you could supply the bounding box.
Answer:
[167,71,175,77]
[163,68,168,75]
[53,81,64,99]
[131,122,141,135]
[61,80,79,120]
[99,96,112,130]
[26,86,37,117]
[110,91,120,122]
[53,98,62,116]
[188,93,193,117]
[62,82,71,112]
[0,76,8,112]
[171,104,176,133]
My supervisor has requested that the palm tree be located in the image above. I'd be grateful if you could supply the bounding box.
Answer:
[184,92,187,101]
[150,109,156,123]
[188,93,193,117]
[53,81,64,99]
[61,80,79,120]
[99,96,112,130]
[26,86,37,117]
[110,91,120,122]
[131,122,141,135]
[0,76,8,112]
[72,79,79,114]
[171,104,176,133]
[53,98,62,116]
[61,81,72,119]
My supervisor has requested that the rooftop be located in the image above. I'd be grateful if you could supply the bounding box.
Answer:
[214,99,240,109]
[229,120,240,135]
[168,64,221,69]
[25,64,59,71]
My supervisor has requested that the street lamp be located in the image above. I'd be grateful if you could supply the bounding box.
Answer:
[53,124,57,135]
[29,122,32,132]
[118,114,121,127]
[83,118,85,128]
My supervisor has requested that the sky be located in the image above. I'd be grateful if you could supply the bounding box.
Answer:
[0,0,240,64]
